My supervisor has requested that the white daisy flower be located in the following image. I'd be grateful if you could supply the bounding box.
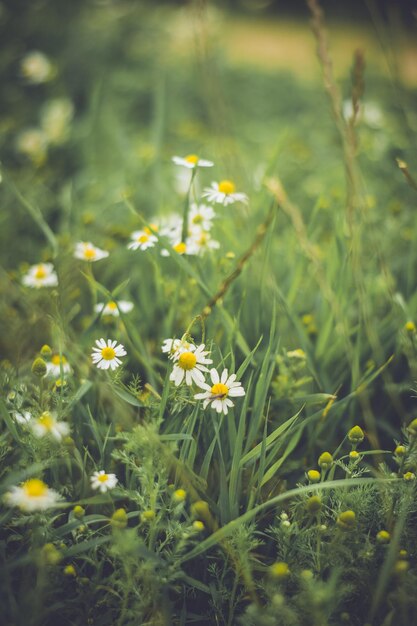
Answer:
[74,242,109,262]
[30,411,70,441]
[94,300,134,317]
[90,470,118,493]
[12,410,32,425]
[170,344,212,387]
[21,51,53,83]
[161,337,196,361]
[22,263,58,288]
[202,180,248,206]
[15,128,48,163]
[188,203,216,232]
[46,354,72,378]
[127,228,158,251]
[172,154,214,169]
[187,229,220,256]
[91,338,127,370]
[194,368,245,415]
[5,478,61,512]
[41,98,74,145]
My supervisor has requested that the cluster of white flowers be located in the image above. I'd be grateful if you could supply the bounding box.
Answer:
[162,336,245,415]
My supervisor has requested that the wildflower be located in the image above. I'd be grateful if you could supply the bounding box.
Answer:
[90,470,118,493]
[187,229,220,256]
[348,425,365,444]
[306,495,322,514]
[286,348,306,360]
[190,500,211,520]
[336,510,356,531]
[318,452,333,470]
[405,321,416,333]
[172,154,214,169]
[40,98,74,145]
[42,543,62,565]
[141,510,156,522]
[307,469,321,483]
[22,263,58,288]
[270,562,290,580]
[403,471,416,481]
[188,203,216,231]
[394,559,410,575]
[161,337,196,360]
[72,505,85,519]
[202,180,248,206]
[40,344,53,357]
[91,338,127,370]
[192,520,205,532]
[170,344,212,387]
[349,450,360,460]
[394,445,406,456]
[173,489,187,503]
[64,565,77,577]
[94,300,134,317]
[127,228,157,251]
[21,51,53,83]
[74,242,109,262]
[111,508,128,529]
[194,368,245,414]
[31,411,70,441]
[376,530,390,544]
[5,478,61,512]
[12,410,32,425]
[31,357,47,378]
[46,354,71,378]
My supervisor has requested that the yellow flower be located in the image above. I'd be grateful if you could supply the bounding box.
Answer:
[336,510,356,531]
[307,469,321,483]
[318,452,333,470]
[270,562,290,580]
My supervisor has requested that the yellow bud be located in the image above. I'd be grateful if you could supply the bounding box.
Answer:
[306,495,322,514]
[31,357,47,377]
[141,510,155,522]
[307,469,321,483]
[394,560,409,575]
[399,549,408,559]
[300,569,314,581]
[40,344,52,357]
[192,520,205,532]
[337,510,356,531]
[72,505,85,519]
[173,489,187,503]
[407,418,417,437]
[348,425,365,444]
[349,450,360,459]
[111,508,128,529]
[394,445,406,456]
[318,452,333,470]
[405,321,416,333]
[64,564,76,577]
[403,471,416,481]
[376,530,390,544]
[190,500,210,519]
[42,543,62,565]
[270,562,290,579]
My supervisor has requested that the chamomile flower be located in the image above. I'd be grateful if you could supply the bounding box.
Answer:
[22,263,58,288]
[94,300,134,317]
[162,337,196,360]
[188,203,216,231]
[170,344,212,386]
[194,368,245,414]
[12,410,32,425]
[74,242,109,262]
[172,154,214,169]
[31,411,70,441]
[202,180,248,206]
[46,354,72,378]
[127,228,158,251]
[90,470,118,493]
[15,128,48,164]
[91,338,127,370]
[5,478,61,512]
[21,51,54,83]
[187,229,220,256]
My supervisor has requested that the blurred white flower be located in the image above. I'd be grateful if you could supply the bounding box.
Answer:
[31,411,70,441]
[94,300,134,317]
[15,128,48,164]
[22,263,58,288]
[41,98,74,144]
[21,51,54,83]
[12,410,32,425]
[172,154,213,169]
[127,228,157,251]
[5,478,61,512]
[74,242,109,262]
[161,337,196,360]
[46,354,72,378]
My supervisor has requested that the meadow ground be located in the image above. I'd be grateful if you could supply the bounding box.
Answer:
[1,1,417,625]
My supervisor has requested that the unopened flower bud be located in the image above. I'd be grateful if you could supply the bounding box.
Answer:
[318,452,333,470]
[31,357,47,377]
[348,425,364,444]
[337,510,356,531]
[306,495,322,514]
[270,562,290,580]
[376,530,390,544]
[307,469,321,483]
[40,344,53,357]
[72,505,85,519]
[111,508,128,529]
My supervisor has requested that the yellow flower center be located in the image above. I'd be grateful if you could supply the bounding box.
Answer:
[198,233,208,245]
[35,265,47,279]
[38,412,55,430]
[51,355,67,365]
[211,383,229,397]
[185,154,199,164]
[107,301,117,310]
[101,346,116,360]
[137,234,149,243]
[23,478,48,498]
[84,247,96,260]
[218,180,235,195]
[97,473,109,483]
[178,351,197,370]
[192,214,203,224]
[173,242,187,255]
